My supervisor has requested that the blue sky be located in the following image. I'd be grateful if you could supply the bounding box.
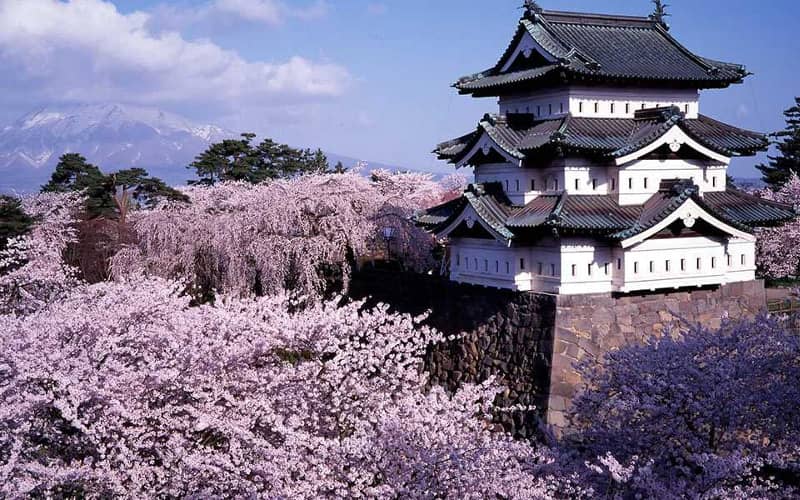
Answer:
[1,0,798,177]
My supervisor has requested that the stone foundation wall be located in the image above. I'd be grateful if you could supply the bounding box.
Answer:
[350,270,768,436]
[349,269,556,438]
[547,280,767,430]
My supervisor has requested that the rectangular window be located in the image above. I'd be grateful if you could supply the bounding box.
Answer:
[617,258,622,270]
[495,261,499,273]
[537,105,541,116]
[538,262,543,275]
[554,179,559,190]
[741,254,746,266]
[681,259,686,271]
[712,257,717,269]
[474,258,478,270]
[515,179,520,191]
[571,264,577,277]
[592,178,598,191]
[649,261,655,273]
[628,178,633,190]
[549,104,553,115]
[644,178,649,189]
[685,104,690,114]
[611,178,616,191]
[604,263,610,275]
[696,257,702,270]
[520,258,526,271]
[505,180,509,191]
[665,260,671,272]
[484,260,488,272]
[531,179,536,191]
[728,255,732,266]
[579,102,583,113]
[456,254,460,266]
[594,102,599,113]
[634,262,639,274]
[506,262,510,274]
[560,102,564,113]
[712,177,717,188]
[610,103,615,114]
[625,103,630,114]
[551,264,556,276]
[575,179,580,191]
[588,263,593,276]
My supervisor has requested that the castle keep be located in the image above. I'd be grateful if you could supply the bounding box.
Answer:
[419,2,794,295]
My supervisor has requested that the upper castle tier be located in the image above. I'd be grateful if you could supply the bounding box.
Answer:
[418,3,796,295]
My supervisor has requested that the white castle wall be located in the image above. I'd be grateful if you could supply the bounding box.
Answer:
[448,235,756,295]
[499,86,700,119]
[474,157,726,206]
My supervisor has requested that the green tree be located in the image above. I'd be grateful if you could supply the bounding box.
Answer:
[757,97,800,189]
[42,154,114,216]
[42,154,186,219]
[0,196,34,250]
[330,161,348,174]
[189,134,331,184]
[110,168,189,222]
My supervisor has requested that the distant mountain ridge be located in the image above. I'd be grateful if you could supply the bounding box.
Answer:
[0,104,235,192]
[0,104,408,193]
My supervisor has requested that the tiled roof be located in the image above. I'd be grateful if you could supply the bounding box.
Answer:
[416,181,796,241]
[456,9,747,96]
[704,189,796,227]
[434,109,768,164]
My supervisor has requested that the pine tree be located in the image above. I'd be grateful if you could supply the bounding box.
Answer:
[189,134,331,184]
[757,97,800,189]
[0,195,34,251]
[42,154,114,216]
[43,154,186,218]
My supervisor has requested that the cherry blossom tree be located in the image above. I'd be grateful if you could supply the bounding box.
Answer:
[0,277,583,498]
[569,314,800,498]
[0,192,83,314]
[111,172,451,300]
[755,174,800,278]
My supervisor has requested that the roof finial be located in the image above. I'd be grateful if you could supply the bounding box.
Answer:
[650,0,670,30]
[521,0,543,18]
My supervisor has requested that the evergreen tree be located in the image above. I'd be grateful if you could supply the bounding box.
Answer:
[0,196,34,250]
[331,161,348,174]
[189,134,330,184]
[42,154,186,218]
[42,154,114,216]
[757,97,800,189]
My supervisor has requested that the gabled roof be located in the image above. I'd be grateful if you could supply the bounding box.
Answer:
[416,180,796,244]
[435,108,767,166]
[456,8,748,96]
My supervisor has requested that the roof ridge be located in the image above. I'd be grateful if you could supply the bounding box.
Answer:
[539,9,656,27]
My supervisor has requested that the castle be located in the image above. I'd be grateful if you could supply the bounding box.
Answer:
[419,1,795,295]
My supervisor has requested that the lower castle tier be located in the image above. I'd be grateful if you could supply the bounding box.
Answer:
[418,108,796,295]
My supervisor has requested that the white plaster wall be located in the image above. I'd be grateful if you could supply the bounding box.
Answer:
[498,86,700,119]
[450,238,523,290]
[474,162,567,204]
[563,159,616,195]
[620,236,755,293]
[557,238,616,295]
[448,236,755,295]
[618,159,727,206]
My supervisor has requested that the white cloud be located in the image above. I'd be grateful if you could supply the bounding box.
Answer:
[148,0,328,30]
[212,0,328,25]
[0,0,350,110]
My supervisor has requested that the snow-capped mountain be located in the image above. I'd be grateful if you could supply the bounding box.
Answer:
[0,104,234,192]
